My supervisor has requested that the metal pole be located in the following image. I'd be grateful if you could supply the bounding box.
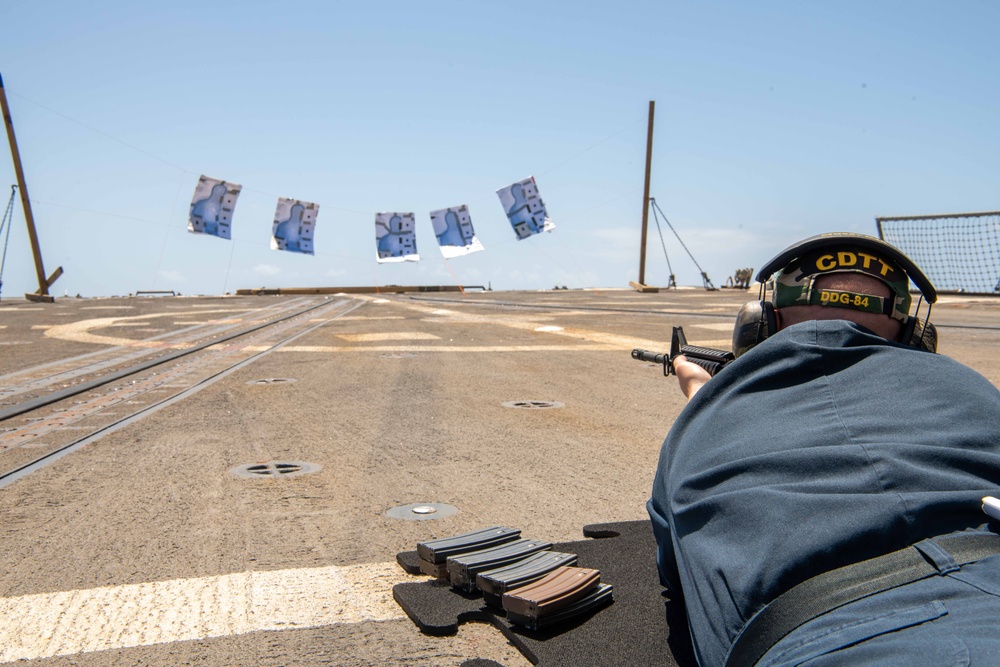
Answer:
[638,100,655,286]
[0,71,59,301]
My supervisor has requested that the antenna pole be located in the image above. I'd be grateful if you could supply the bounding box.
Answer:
[638,100,655,286]
[0,72,61,302]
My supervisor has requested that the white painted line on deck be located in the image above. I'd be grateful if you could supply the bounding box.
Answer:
[658,307,733,313]
[244,344,620,353]
[309,317,406,323]
[81,306,136,310]
[351,296,670,351]
[691,323,739,331]
[335,332,441,342]
[579,300,681,306]
[0,561,410,663]
[42,311,250,348]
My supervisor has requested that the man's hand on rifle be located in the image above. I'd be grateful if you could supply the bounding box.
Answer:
[674,355,713,400]
[632,327,732,398]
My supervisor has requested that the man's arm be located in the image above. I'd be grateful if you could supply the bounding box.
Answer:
[674,355,713,400]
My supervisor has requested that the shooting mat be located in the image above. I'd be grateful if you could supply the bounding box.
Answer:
[393,521,695,667]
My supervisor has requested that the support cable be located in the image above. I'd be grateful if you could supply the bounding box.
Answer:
[0,185,17,297]
[650,197,716,290]
[650,196,676,289]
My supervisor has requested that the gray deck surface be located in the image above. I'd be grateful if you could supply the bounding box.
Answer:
[1,288,997,666]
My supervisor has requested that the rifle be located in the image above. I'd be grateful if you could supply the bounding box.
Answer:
[632,326,735,377]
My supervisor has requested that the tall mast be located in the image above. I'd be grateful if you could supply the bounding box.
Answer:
[0,71,61,302]
[638,100,655,287]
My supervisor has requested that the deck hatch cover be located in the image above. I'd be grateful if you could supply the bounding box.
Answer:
[501,401,565,410]
[230,461,320,478]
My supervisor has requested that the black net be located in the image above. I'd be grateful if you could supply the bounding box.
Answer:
[877,212,1000,294]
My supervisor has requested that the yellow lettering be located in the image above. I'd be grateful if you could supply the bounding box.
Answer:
[837,252,857,267]
[817,254,837,271]
[858,252,877,270]
[877,259,892,276]
[817,290,873,308]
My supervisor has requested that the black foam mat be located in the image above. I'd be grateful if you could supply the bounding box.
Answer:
[394,520,696,667]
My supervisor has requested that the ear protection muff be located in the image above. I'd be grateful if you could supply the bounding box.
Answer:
[900,316,938,353]
[732,233,938,356]
[732,300,776,358]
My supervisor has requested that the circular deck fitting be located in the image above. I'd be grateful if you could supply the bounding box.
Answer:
[386,502,459,521]
[246,378,298,386]
[230,461,320,479]
[501,400,565,410]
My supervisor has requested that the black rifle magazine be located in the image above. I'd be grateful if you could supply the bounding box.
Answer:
[447,539,553,592]
[507,583,615,631]
[417,558,450,578]
[416,526,521,564]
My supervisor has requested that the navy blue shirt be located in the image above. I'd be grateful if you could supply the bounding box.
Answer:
[647,320,1000,666]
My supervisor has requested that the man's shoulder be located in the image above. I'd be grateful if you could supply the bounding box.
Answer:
[755,320,937,362]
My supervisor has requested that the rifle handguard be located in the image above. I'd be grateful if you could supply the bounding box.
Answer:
[631,326,735,377]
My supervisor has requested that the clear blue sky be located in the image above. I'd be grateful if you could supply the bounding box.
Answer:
[1,1,997,297]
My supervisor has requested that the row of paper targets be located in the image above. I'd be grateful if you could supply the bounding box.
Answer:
[187,175,555,263]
